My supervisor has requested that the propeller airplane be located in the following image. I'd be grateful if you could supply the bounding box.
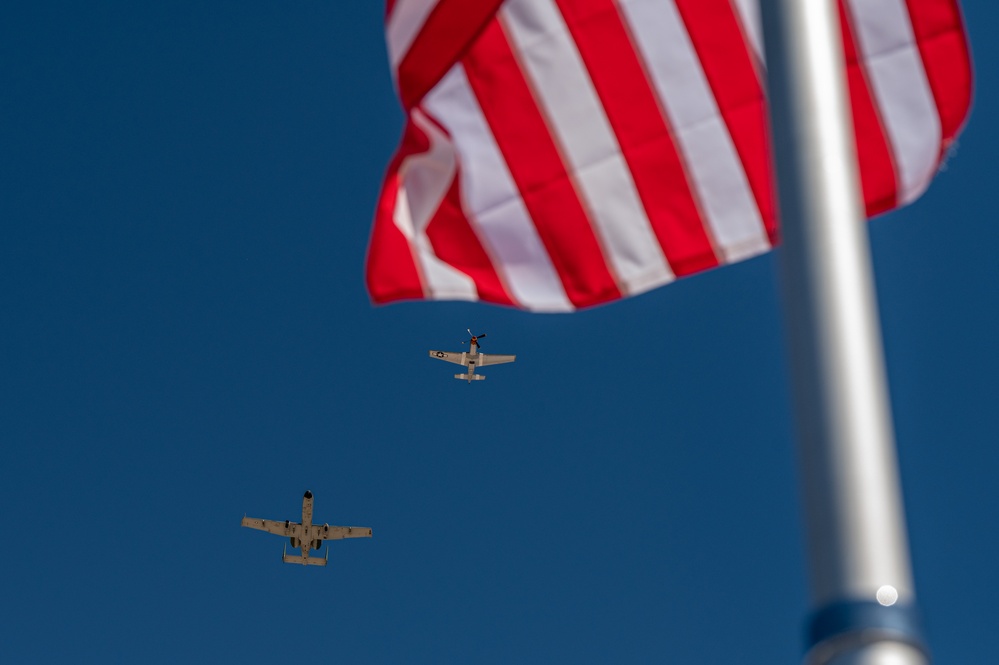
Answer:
[429,329,516,382]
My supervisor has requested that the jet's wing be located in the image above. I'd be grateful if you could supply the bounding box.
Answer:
[309,524,373,540]
[429,350,465,365]
[477,353,516,366]
[242,517,302,538]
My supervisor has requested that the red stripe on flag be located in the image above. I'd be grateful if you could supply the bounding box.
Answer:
[366,121,430,304]
[838,0,900,217]
[367,173,425,304]
[396,0,505,109]
[461,19,621,308]
[425,178,517,307]
[673,0,777,243]
[902,0,973,146]
[555,0,719,277]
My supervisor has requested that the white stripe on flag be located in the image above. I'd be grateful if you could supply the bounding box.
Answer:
[501,0,675,296]
[845,0,941,204]
[386,0,439,69]
[394,109,478,301]
[619,0,771,263]
[424,67,574,312]
[732,0,764,64]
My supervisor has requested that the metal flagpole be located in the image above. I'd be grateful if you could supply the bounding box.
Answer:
[757,1,928,663]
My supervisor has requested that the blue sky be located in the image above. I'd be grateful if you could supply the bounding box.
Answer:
[2,2,996,663]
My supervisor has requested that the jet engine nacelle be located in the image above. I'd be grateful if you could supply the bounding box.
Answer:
[313,540,322,550]
[289,537,301,548]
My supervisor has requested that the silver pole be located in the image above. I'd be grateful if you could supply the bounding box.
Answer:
[757,1,927,663]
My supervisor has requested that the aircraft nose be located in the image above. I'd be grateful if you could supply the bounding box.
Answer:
[304,490,313,499]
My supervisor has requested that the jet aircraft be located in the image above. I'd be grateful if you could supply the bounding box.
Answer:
[241,490,371,566]
[429,330,516,382]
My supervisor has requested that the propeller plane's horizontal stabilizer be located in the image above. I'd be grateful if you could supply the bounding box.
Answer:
[455,373,486,381]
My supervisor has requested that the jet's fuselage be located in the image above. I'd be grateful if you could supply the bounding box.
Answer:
[298,490,315,560]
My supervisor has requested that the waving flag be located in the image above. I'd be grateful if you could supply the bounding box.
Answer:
[368,0,971,312]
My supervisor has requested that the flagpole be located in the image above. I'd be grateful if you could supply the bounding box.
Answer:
[758,1,928,663]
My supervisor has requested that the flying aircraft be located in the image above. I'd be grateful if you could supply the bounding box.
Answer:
[429,329,516,382]
[241,490,372,566]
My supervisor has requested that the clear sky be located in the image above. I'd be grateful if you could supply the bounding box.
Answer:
[2,2,996,663]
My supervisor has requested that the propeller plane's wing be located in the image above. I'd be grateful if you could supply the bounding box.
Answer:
[477,354,516,366]
[429,350,464,365]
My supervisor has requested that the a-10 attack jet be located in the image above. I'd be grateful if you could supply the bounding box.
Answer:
[241,490,371,566]
[429,330,516,383]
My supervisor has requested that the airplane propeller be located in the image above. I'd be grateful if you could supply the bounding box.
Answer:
[466,329,486,346]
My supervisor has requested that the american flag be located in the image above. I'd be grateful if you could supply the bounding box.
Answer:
[367,0,972,312]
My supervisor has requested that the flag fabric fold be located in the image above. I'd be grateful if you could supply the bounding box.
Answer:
[368,0,972,312]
